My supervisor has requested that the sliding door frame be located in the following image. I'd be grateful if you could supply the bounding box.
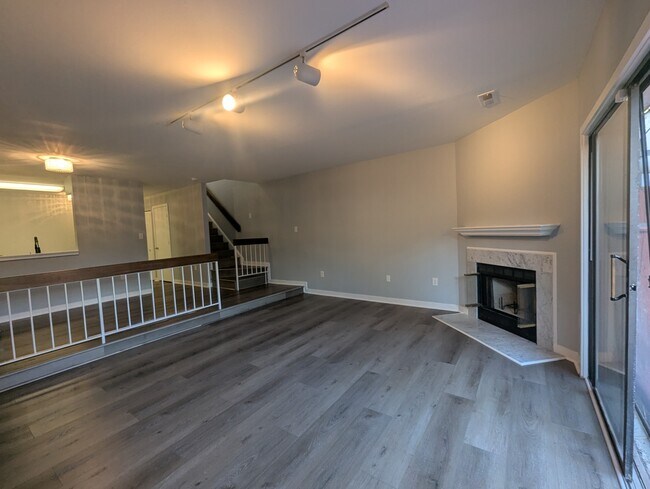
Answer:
[586,56,650,481]
[587,91,637,477]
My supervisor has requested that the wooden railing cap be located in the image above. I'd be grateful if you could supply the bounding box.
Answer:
[0,253,222,293]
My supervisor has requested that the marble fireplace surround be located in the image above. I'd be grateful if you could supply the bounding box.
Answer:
[466,247,557,352]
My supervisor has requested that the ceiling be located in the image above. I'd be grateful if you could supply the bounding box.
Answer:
[0,0,604,186]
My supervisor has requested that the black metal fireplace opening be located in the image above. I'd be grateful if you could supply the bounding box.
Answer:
[476,263,537,343]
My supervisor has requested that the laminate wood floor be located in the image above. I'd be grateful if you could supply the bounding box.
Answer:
[0,295,618,489]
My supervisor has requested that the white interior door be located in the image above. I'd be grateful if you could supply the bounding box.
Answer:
[151,204,172,281]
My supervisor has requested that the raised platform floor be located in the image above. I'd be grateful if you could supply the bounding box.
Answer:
[0,283,302,391]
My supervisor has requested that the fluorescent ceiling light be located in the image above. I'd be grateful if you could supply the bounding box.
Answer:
[0,181,65,193]
[222,92,245,113]
[43,157,74,173]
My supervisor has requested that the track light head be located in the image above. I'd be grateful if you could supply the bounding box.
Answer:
[293,56,321,87]
[222,92,245,113]
[181,116,202,135]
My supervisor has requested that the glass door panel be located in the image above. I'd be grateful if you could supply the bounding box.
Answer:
[592,100,630,456]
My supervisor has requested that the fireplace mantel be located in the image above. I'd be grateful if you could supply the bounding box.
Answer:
[453,224,560,237]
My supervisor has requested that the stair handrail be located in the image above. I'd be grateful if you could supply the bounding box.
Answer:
[206,189,241,232]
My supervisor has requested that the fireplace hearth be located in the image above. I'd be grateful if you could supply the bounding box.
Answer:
[476,263,537,342]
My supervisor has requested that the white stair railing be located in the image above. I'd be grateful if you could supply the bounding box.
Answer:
[206,213,270,291]
[233,238,270,291]
[0,254,222,366]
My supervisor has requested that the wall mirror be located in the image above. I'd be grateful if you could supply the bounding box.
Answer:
[0,174,78,260]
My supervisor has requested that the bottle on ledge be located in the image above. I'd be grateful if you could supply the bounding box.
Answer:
[34,236,41,254]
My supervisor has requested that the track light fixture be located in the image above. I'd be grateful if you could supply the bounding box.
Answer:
[293,54,321,86]
[181,115,203,134]
[222,92,245,113]
[170,2,389,123]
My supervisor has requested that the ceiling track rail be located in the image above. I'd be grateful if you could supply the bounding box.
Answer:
[168,2,389,125]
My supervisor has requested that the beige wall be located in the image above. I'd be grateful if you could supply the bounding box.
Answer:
[245,144,460,308]
[456,81,581,352]
[144,183,208,257]
[578,0,650,119]
[0,175,148,278]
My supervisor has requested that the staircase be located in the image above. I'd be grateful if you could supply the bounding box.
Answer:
[209,222,268,293]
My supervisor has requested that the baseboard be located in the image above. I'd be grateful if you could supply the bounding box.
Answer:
[305,287,459,312]
[554,344,580,373]
[268,278,459,311]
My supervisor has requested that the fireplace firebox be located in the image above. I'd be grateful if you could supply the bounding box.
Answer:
[476,263,537,342]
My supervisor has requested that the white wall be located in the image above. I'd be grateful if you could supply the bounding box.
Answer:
[0,175,148,278]
[0,190,77,257]
[455,81,581,353]
[239,144,460,309]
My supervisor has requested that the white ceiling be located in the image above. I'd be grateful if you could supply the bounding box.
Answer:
[0,0,603,185]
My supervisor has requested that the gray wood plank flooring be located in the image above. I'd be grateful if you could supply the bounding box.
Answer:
[0,295,617,488]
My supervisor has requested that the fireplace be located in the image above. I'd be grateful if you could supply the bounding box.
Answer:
[464,248,555,351]
[476,263,537,342]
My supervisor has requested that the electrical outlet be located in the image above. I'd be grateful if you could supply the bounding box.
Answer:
[248,212,252,219]
[294,226,299,233]
[432,277,439,286]
[138,232,144,240]
[386,275,391,283]
[320,270,325,278]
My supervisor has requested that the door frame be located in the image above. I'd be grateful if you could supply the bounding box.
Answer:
[144,211,155,261]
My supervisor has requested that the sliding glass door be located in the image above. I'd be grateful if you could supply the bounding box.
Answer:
[590,94,635,473]
[589,77,650,481]
[589,60,650,483]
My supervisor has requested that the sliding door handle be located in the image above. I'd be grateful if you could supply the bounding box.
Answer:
[610,254,628,301]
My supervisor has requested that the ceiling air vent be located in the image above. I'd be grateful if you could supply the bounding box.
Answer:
[477,90,500,108]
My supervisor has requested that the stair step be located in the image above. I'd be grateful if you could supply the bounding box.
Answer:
[218,268,237,278]
[215,257,235,268]
[211,249,234,259]
[210,241,229,252]
[219,273,267,291]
